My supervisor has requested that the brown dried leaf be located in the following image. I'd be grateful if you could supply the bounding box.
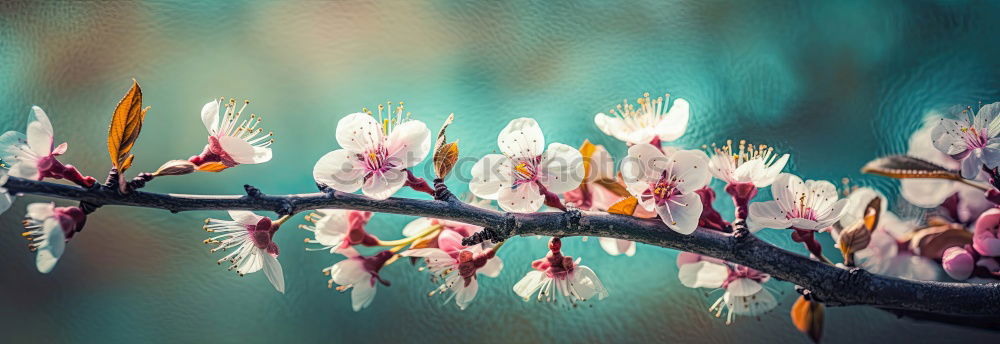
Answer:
[791,296,824,344]
[579,139,598,181]
[107,79,150,173]
[594,178,631,197]
[861,155,960,180]
[607,196,638,216]
[432,114,458,178]
[910,225,973,259]
[862,197,881,231]
[838,197,882,265]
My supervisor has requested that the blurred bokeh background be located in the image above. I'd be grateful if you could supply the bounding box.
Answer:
[2,0,1000,342]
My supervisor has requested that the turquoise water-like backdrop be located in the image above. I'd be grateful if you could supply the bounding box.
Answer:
[2,1,1000,342]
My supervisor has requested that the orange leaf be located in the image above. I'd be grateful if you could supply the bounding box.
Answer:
[607,196,638,215]
[862,197,881,232]
[579,140,598,181]
[432,114,459,179]
[107,79,150,173]
[791,296,824,343]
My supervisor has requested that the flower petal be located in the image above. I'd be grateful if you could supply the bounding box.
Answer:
[313,149,366,193]
[479,256,503,278]
[656,192,702,235]
[361,168,406,200]
[454,279,479,310]
[537,142,585,194]
[747,201,792,232]
[402,217,434,237]
[726,278,762,297]
[573,265,608,300]
[598,237,636,257]
[498,118,544,158]
[386,120,431,169]
[653,98,689,141]
[497,181,543,213]
[931,118,970,156]
[228,210,261,225]
[469,154,513,200]
[513,270,548,300]
[351,279,377,311]
[26,106,53,157]
[262,251,285,293]
[336,113,382,153]
[668,150,710,193]
[677,261,727,289]
[201,99,220,135]
[622,143,666,200]
[217,136,255,164]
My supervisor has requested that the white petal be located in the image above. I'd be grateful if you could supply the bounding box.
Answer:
[454,279,479,310]
[598,237,636,256]
[497,180,543,213]
[0,191,11,215]
[593,113,631,143]
[621,143,666,199]
[771,173,804,212]
[36,220,65,274]
[0,130,27,162]
[961,152,982,179]
[8,161,40,180]
[351,280,377,311]
[35,247,61,274]
[218,136,256,164]
[513,270,548,300]
[314,211,349,246]
[668,150,711,193]
[747,201,792,232]
[386,120,431,169]
[361,168,406,200]
[336,113,382,153]
[330,259,367,285]
[402,217,434,237]
[228,210,262,225]
[469,154,513,200]
[262,252,285,293]
[931,118,969,156]
[588,145,616,181]
[726,278,762,297]
[479,256,503,278]
[758,154,790,187]
[26,120,52,157]
[537,142,585,194]
[26,106,53,157]
[657,192,702,235]
[677,261,727,288]
[313,149,366,193]
[900,179,954,208]
[26,202,55,220]
[653,98,689,141]
[201,99,221,134]
[497,118,544,158]
[725,288,777,316]
[573,265,608,300]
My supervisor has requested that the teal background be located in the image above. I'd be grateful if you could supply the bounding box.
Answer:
[1,0,1000,342]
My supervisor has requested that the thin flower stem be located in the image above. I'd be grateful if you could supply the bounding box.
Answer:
[376,224,442,247]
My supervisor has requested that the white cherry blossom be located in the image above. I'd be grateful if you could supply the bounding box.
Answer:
[676,254,777,324]
[469,118,584,213]
[314,103,431,200]
[707,139,789,187]
[594,92,690,145]
[190,99,274,171]
[203,211,285,293]
[621,144,710,234]
[747,173,848,232]
[931,102,1000,179]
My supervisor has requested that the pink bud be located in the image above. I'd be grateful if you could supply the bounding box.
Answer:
[973,208,1000,257]
[942,246,974,280]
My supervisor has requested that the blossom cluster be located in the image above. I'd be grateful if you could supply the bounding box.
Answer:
[5,88,1000,332]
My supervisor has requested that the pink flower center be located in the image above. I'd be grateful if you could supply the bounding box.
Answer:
[721,265,769,288]
[960,125,990,149]
[246,217,279,255]
[512,156,541,188]
[358,145,396,176]
[643,171,681,206]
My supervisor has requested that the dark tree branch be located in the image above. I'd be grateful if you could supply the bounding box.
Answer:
[4,176,1000,321]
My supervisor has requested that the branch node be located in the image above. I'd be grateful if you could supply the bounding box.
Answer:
[432,178,458,203]
[564,209,582,232]
[79,201,102,215]
[463,213,515,246]
[731,220,750,240]
[244,184,263,198]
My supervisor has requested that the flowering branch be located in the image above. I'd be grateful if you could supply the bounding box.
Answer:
[6,176,1000,319]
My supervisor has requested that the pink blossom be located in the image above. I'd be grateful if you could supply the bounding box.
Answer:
[0,106,95,187]
[203,211,284,293]
[400,230,503,310]
[189,99,274,171]
[325,247,394,311]
[621,145,710,234]
[20,203,86,273]
[513,238,607,305]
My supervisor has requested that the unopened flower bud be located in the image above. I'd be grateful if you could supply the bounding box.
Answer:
[153,160,196,177]
[942,246,974,280]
